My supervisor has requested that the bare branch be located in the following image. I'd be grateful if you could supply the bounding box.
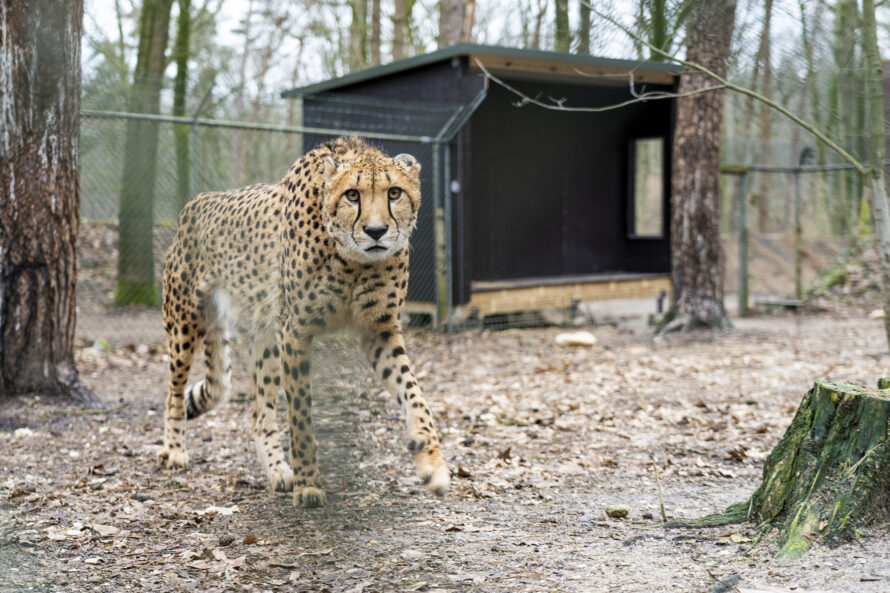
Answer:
[580,0,867,176]
[569,64,650,79]
[474,58,725,113]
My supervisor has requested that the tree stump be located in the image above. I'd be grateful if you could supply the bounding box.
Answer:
[677,379,890,563]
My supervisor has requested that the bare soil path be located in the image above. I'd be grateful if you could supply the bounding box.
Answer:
[2,313,890,593]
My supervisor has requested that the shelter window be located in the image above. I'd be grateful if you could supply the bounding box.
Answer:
[630,137,665,238]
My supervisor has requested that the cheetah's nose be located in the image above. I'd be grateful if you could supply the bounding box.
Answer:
[364,225,388,241]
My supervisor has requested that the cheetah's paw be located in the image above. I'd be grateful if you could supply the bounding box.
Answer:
[268,466,295,492]
[293,486,326,508]
[157,448,190,469]
[414,448,450,496]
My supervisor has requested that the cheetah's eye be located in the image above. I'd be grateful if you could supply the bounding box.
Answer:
[344,189,360,203]
[388,187,403,201]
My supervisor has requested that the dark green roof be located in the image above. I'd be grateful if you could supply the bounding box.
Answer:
[281,43,680,98]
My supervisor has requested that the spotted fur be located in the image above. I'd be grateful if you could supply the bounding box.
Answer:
[157,137,449,508]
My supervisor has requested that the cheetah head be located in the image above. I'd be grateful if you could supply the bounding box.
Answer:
[322,151,421,264]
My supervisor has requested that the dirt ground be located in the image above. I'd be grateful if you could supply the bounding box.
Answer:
[3,310,890,593]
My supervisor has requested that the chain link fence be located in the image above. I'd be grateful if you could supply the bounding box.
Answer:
[79,91,855,344]
[720,160,866,315]
[76,92,484,346]
[78,109,308,346]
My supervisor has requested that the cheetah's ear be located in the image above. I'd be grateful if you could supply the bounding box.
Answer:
[394,153,421,176]
[323,156,339,183]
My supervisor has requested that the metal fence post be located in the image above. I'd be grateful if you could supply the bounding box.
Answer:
[794,147,813,302]
[432,141,447,331]
[443,142,454,332]
[738,170,749,317]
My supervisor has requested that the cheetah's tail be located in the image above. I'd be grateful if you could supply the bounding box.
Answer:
[184,380,225,419]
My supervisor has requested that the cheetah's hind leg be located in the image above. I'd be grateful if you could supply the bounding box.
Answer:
[249,333,294,492]
[158,286,200,469]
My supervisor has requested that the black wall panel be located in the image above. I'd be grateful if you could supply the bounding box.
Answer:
[297,57,675,306]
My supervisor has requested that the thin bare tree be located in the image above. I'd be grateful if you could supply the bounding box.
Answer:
[577,0,591,54]
[392,0,408,59]
[531,0,547,49]
[462,0,476,42]
[349,0,368,70]
[116,0,175,306]
[172,0,192,210]
[756,0,773,232]
[370,0,381,65]
[554,0,571,52]
[832,0,862,234]
[230,0,255,183]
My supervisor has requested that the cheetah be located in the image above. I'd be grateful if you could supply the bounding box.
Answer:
[157,136,449,508]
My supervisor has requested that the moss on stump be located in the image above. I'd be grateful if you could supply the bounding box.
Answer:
[673,379,890,563]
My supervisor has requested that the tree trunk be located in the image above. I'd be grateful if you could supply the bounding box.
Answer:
[756,0,773,233]
[649,0,667,61]
[861,0,890,350]
[392,0,407,60]
[733,5,764,233]
[531,0,547,50]
[230,0,253,184]
[883,59,890,235]
[349,0,368,71]
[461,0,476,43]
[0,0,96,403]
[284,41,303,159]
[554,0,570,52]
[676,380,890,563]
[826,0,857,236]
[800,0,829,237]
[172,0,191,211]
[577,0,590,54]
[852,53,867,236]
[661,0,736,333]
[370,0,381,66]
[438,0,462,48]
[115,0,174,306]
[833,0,860,236]
[113,0,129,83]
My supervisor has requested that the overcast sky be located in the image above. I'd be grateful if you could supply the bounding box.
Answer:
[81,0,888,103]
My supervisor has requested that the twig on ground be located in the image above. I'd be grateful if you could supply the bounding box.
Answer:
[706,573,741,593]
[157,487,190,495]
[54,402,128,415]
[748,524,771,550]
[652,455,667,523]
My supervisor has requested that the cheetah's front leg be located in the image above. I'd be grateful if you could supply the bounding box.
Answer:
[248,335,294,492]
[364,331,449,495]
[280,329,325,508]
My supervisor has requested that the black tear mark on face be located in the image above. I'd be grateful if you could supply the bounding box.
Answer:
[348,190,362,245]
[387,188,402,238]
